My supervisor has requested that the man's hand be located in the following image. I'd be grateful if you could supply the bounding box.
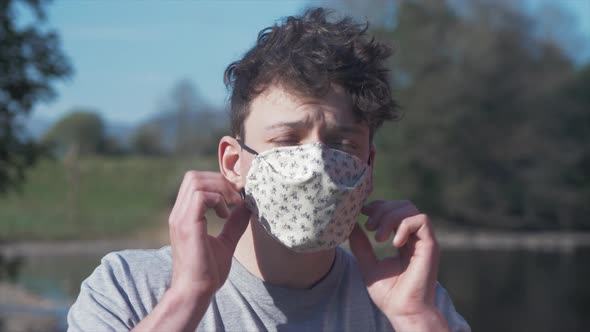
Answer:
[132,171,250,332]
[349,200,450,332]
[168,171,250,297]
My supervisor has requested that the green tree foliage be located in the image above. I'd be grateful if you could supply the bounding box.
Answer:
[0,0,72,193]
[42,109,106,156]
[365,0,589,230]
[560,64,590,227]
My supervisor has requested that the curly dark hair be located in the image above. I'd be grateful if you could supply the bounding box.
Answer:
[224,7,399,141]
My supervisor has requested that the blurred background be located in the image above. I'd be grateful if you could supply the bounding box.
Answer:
[1,0,589,331]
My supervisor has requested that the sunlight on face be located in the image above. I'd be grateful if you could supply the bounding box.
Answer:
[241,85,370,163]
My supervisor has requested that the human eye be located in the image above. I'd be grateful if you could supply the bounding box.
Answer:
[270,135,299,147]
[328,139,357,152]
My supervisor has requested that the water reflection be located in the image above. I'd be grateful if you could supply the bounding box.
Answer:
[439,248,590,332]
[3,248,589,332]
[0,253,103,332]
[15,254,102,301]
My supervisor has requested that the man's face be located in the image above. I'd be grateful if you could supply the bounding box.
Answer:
[238,84,373,179]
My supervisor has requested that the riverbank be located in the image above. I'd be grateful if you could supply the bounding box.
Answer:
[0,282,65,332]
[2,229,590,258]
[435,230,590,252]
[1,228,589,332]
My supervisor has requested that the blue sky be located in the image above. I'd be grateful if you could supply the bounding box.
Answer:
[30,0,590,126]
[34,0,309,125]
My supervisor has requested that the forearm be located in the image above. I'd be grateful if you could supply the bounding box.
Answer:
[388,308,451,332]
[131,287,213,332]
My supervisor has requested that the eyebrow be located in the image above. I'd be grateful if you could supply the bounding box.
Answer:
[265,120,311,131]
[266,120,365,137]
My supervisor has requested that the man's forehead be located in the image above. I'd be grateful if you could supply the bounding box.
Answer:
[247,85,367,131]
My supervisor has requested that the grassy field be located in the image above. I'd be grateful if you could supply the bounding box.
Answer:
[0,153,404,242]
[0,156,219,241]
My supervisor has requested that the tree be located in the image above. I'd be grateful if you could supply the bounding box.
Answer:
[351,0,588,230]
[0,0,72,193]
[42,109,106,156]
[154,79,228,157]
[132,123,165,156]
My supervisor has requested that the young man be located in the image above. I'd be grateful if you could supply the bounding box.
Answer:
[68,8,470,332]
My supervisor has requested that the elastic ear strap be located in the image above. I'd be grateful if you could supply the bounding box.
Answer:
[236,139,256,201]
[236,139,259,155]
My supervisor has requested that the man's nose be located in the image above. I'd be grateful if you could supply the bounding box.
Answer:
[301,127,326,145]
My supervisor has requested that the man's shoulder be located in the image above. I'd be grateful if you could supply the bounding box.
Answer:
[67,246,173,331]
[90,246,173,289]
[101,246,172,268]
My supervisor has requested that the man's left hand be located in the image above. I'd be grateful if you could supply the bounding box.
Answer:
[349,200,450,332]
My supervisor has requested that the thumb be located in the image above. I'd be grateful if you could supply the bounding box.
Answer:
[217,202,251,251]
[349,223,378,280]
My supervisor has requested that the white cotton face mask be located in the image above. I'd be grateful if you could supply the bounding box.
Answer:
[240,141,372,253]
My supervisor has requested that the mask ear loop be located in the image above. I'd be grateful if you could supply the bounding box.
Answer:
[236,139,259,155]
[236,139,259,199]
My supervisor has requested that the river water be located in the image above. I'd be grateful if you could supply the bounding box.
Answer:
[4,247,590,332]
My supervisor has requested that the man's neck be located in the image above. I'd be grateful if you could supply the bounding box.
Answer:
[234,217,336,289]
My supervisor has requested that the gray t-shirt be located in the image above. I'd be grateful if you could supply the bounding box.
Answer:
[67,246,470,332]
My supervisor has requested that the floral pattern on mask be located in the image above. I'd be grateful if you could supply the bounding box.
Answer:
[244,143,371,253]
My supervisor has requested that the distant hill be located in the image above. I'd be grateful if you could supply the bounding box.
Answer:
[26,114,136,147]
[104,121,136,149]
[24,104,230,155]
[142,106,229,153]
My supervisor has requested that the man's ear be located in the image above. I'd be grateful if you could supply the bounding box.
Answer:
[368,143,376,194]
[219,136,244,190]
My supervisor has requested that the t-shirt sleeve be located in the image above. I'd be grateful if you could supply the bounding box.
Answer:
[67,252,142,332]
[435,282,471,332]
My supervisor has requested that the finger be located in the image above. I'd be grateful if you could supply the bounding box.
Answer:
[361,200,386,215]
[177,176,242,220]
[172,171,209,220]
[363,201,387,231]
[395,216,440,297]
[177,191,225,226]
[374,204,421,242]
[201,191,230,220]
[196,174,242,205]
[349,224,378,278]
[374,217,402,242]
[217,203,251,251]
[393,214,434,248]
[364,200,414,231]
[169,171,196,221]
[185,172,242,205]
[175,172,241,219]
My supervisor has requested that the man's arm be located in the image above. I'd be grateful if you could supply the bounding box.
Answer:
[132,171,249,332]
[67,171,250,332]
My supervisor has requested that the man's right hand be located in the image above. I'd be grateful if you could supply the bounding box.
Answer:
[132,171,250,332]
[168,171,250,297]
